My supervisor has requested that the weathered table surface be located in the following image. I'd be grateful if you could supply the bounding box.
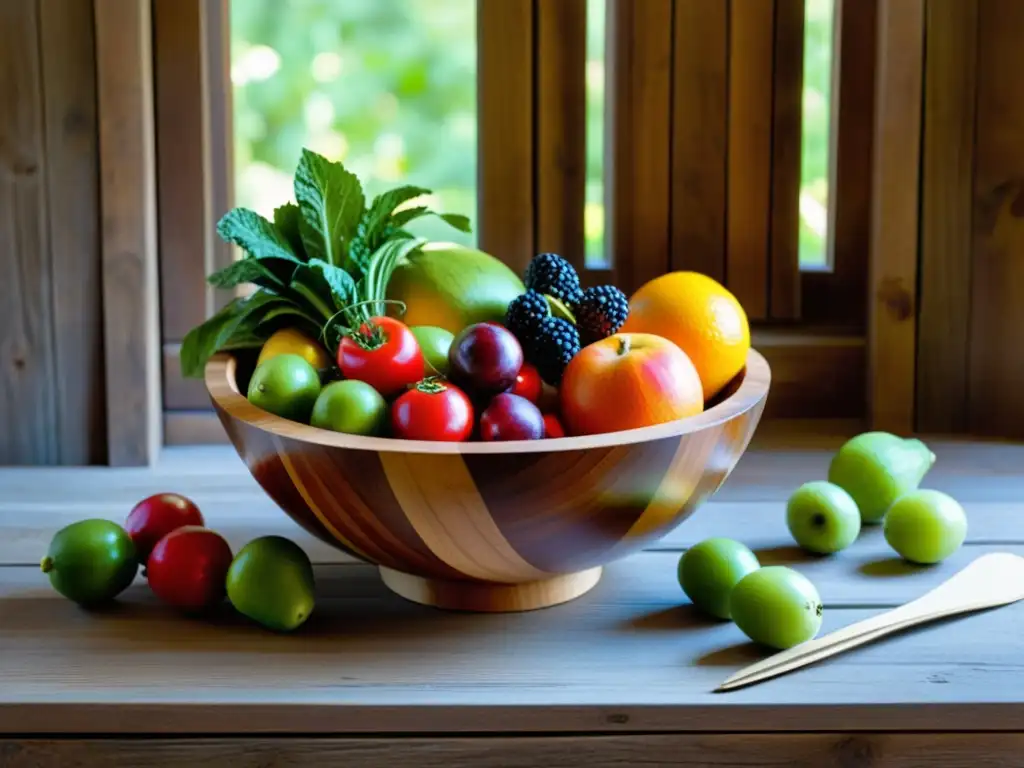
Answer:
[3,425,1024,766]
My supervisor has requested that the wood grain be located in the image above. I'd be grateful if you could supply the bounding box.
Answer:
[669,0,727,282]
[917,0,978,434]
[726,0,774,319]
[536,0,586,275]
[802,0,876,329]
[867,0,925,434]
[94,0,162,465]
[7,734,1024,768]
[205,351,768,609]
[605,0,673,295]
[477,0,534,275]
[969,0,1024,438]
[768,0,804,320]
[0,0,59,465]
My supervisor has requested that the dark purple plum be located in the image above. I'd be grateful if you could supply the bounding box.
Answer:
[448,323,523,396]
[479,393,545,442]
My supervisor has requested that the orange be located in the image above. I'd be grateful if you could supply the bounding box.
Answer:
[619,271,750,401]
[257,328,331,371]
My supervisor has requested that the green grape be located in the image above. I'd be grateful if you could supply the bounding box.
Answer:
[883,489,967,564]
[677,538,760,620]
[786,481,861,554]
[729,566,823,650]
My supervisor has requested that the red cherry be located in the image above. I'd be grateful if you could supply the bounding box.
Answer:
[543,413,566,438]
[125,493,204,561]
[146,526,233,613]
[510,362,542,404]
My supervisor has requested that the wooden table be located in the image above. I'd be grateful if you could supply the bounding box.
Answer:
[3,428,1024,766]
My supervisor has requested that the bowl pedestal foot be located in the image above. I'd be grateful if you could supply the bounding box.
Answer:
[378,566,603,613]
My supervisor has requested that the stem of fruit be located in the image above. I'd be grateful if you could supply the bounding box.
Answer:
[40,556,53,573]
[617,336,631,356]
[415,376,448,394]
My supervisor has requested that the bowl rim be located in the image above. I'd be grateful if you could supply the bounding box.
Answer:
[205,348,770,455]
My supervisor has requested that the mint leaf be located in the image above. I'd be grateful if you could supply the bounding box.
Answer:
[439,213,472,233]
[178,291,282,378]
[307,258,357,309]
[390,207,472,235]
[390,205,431,229]
[273,203,305,259]
[216,208,298,261]
[206,258,286,291]
[293,149,365,271]
[364,185,430,236]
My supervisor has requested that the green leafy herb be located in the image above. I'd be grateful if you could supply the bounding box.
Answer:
[294,148,364,272]
[206,258,286,291]
[179,292,283,378]
[216,208,299,262]
[307,258,357,308]
[273,202,305,259]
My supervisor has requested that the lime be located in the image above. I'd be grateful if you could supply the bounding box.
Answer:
[677,537,760,619]
[411,325,454,376]
[41,519,138,606]
[227,536,315,632]
[786,481,861,554]
[310,380,388,436]
[883,489,967,564]
[730,566,823,650]
[247,354,321,423]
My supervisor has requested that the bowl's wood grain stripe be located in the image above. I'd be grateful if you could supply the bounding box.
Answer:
[379,452,552,583]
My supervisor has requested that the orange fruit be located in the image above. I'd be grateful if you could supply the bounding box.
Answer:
[257,328,331,371]
[619,271,750,400]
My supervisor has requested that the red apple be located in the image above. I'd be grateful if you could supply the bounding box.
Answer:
[448,323,523,396]
[147,526,233,613]
[560,333,704,436]
[480,393,544,441]
[125,493,205,561]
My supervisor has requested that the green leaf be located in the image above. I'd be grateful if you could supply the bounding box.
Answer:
[206,258,286,291]
[389,206,472,235]
[439,213,472,233]
[178,291,281,378]
[216,208,298,262]
[363,185,430,236]
[273,203,305,259]
[307,258,357,309]
[293,149,365,270]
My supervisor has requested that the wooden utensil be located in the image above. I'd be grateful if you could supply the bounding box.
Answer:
[716,552,1024,692]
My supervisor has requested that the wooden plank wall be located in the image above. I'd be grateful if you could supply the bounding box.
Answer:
[0,0,105,466]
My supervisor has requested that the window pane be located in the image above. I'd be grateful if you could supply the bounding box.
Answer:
[585,0,606,268]
[799,0,834,268]
[230,0,477,247]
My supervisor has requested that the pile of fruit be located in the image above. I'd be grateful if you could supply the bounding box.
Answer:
[179,150,751,441]
[677,431,968,650]
[42,494,315,632]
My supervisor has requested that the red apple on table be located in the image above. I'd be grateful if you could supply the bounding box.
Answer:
[560,333,704,436]
[147,526,233,613]
[125,493,205,561]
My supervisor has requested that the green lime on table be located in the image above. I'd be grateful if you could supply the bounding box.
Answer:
[227,536,315,632]
[729,566,823,650]
[677,537,760,619]
[411,325,454,376]
[247,353,321,423]
[883,489,967,564]
[786,480,861,555]
[41,519,138,606]
[310,379,388,436]
[827,431,936,523]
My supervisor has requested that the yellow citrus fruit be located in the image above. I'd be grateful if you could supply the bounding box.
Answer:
[257,328,331,371]
[619,271,750,400]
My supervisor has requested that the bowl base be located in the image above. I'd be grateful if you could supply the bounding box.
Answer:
[378,566,603,613]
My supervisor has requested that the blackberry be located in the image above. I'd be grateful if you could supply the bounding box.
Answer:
[576,285,629,345]
[505,290,550,347]
[530,317,581,386]
[524,253,583,308]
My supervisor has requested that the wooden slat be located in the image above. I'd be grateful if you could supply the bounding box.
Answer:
[39,0,105,466]
[968,0,1024,438]
[0,0,58,464]
[867,0,925,434]
[203,0,235,301]
[162,342,208,410]
[669,0,728,282]
[916,0,978,434]
[477,0,534,276]
[605,0,673,295]
[768,0,804,319]
[725,0,774,319]
[802,0,877,328]
[536,0,586,274]
[755,332,865,419]
[7,733,1024,767]
[94,0,162,465]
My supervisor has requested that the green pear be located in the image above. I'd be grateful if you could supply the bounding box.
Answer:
[227,536,315,632]
[827,432,936,524]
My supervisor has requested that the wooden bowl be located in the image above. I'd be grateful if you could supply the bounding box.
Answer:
[206,350,770,612]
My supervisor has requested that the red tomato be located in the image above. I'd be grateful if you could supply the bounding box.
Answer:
[338,316,424,397]
[509,362,542,404]
[391,379,474,441]
[147,526,233,613]
[125,493,204,561]
[543,413,566,438]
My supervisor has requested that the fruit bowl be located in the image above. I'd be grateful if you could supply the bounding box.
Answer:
[205,349,770,612]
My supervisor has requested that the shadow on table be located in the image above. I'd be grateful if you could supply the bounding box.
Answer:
[620,603,718,632]
[695,641,768,667]
[752,545,819,566]
[858,557,930,577]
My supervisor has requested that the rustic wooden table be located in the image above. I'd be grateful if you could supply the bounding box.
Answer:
[2,427,1023,766]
